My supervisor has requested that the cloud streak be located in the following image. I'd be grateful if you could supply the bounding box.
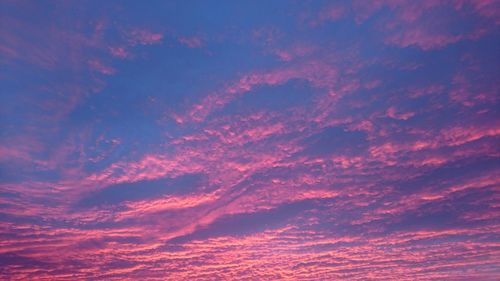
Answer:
[1,0,499,280]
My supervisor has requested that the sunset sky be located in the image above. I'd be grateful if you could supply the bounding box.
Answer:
[1,0,499,280]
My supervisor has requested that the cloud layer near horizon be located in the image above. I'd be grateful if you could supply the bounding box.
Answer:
[1,1,499,280]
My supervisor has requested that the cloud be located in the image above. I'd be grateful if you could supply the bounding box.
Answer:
[88,59,116,75]
[178,36,204,48]
[109,46,131,59]
[1,0,499,279]
[126,28,164,45]
[170,200,317,243]
[76,173,207,208]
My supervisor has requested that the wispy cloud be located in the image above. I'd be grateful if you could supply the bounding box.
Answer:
[1,0,499,280]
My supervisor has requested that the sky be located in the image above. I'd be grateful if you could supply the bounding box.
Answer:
[0,0,499,280]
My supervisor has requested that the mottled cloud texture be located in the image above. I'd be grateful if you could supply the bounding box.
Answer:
[1,1,499,280]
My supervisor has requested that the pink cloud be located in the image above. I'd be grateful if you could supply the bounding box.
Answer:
[456,0,500,24]
[88,59,115,75]
[2,2,498,279]
[310,5,346,26]
[126,28,163,45]
[272,44,315,62]
[178,36,204,48]
[383,25,465,50]
[184,59,340,122]
[109,46,131,59]
[350,0,498,50]
[386,106,415,120]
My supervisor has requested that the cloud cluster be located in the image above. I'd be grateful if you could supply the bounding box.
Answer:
[1,0,499,280]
